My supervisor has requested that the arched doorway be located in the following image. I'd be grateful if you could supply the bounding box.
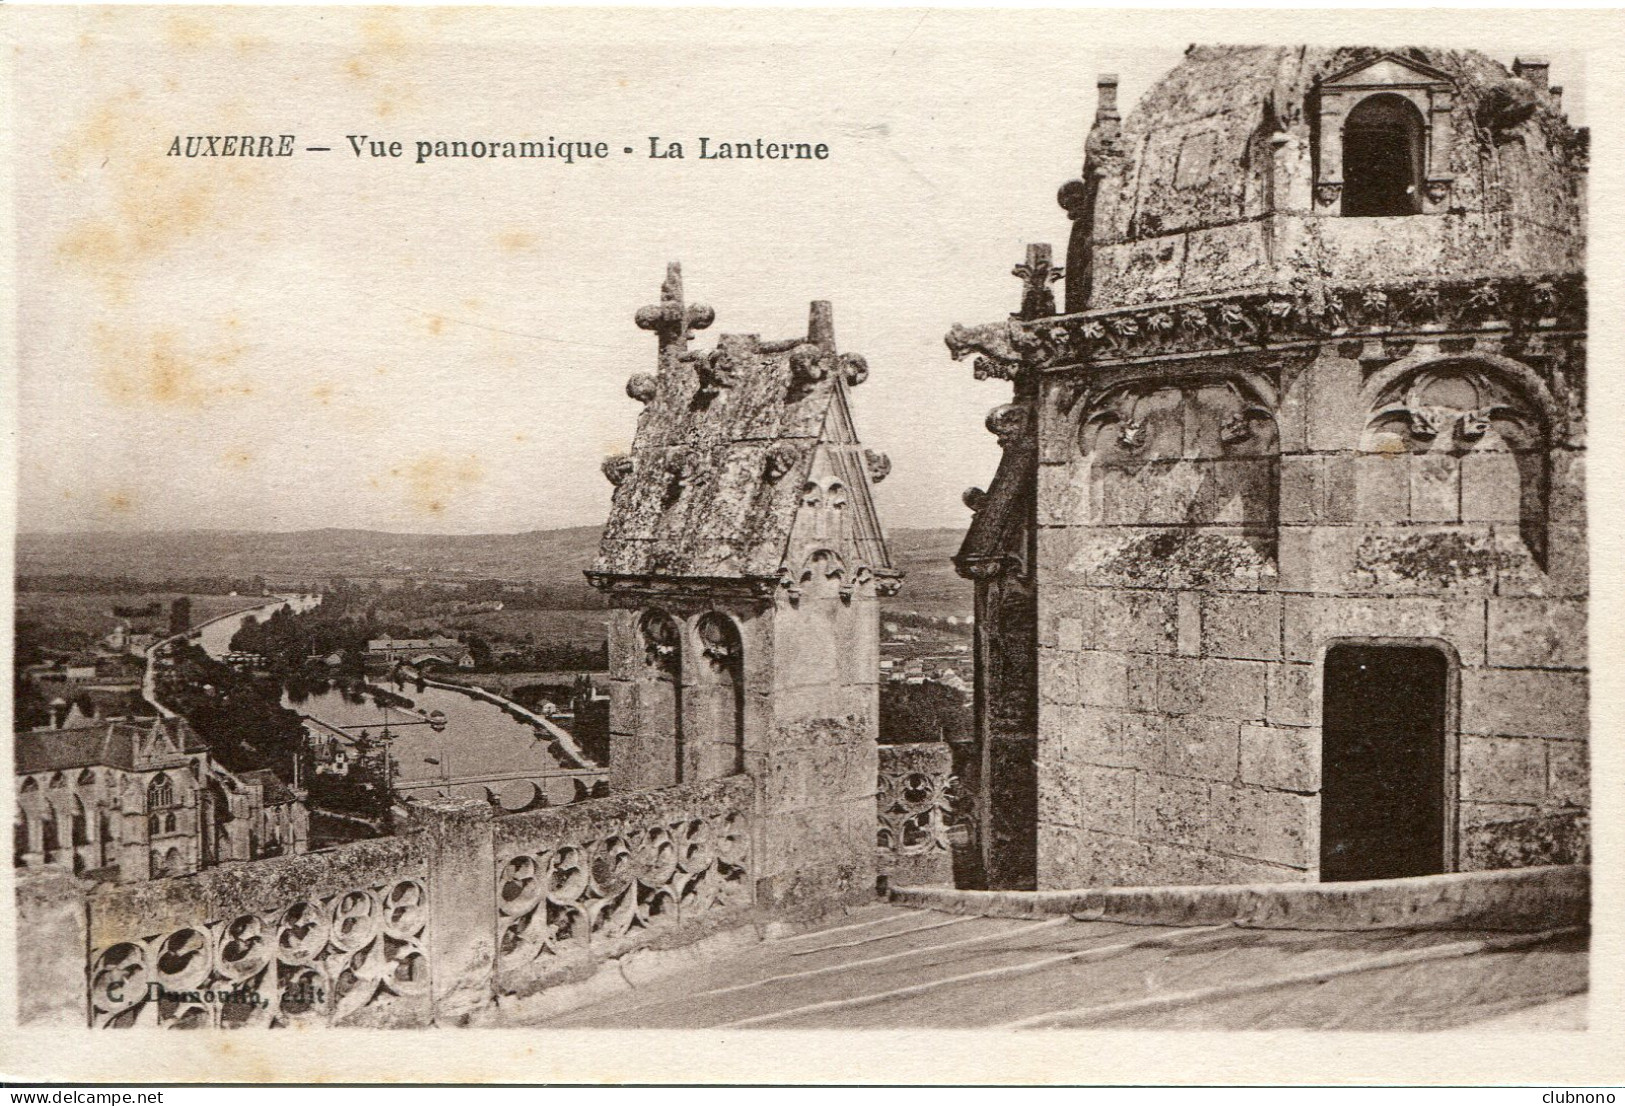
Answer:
[1321,643,1450,881]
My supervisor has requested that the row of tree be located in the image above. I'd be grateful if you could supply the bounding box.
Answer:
[18,573,270,596]
[878,681,972,744]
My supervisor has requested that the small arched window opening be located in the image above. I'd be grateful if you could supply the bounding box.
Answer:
[696,613,746,778]
[15,815,29,864]
[40,807,59,853]
[72,797,90,846]
[1342,94,1426,217]
[164,812,177,834]
[148,814,161,837]
[147,773,175,811]
[639,610,685,787]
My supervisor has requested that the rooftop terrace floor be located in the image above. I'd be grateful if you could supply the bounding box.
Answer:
[530,903,1587,1031]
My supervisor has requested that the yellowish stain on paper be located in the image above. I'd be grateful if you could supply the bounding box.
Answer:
[380,453,485,516]
[94,327,251,410]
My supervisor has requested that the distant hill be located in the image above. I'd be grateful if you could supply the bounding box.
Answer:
[17,526,972,616]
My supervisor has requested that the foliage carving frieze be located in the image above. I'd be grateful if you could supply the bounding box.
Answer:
[945,273,1583,375]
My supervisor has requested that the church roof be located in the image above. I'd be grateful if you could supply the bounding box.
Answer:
[591,264,896,590]
[16,722,135,774]
[238,768,299,806]
[15,717,203,775]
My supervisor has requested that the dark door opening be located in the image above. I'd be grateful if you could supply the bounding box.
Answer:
[1321,644,1449,881]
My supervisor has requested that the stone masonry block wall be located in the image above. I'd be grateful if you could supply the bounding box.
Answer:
[757,588,879,914]
[15,869,91,1026]
[974,567,1037,890]
[1034,336,1586,889]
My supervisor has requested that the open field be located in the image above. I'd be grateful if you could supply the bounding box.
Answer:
[444,608,612,648]
[17,526,974,622]
[15,591,272,652]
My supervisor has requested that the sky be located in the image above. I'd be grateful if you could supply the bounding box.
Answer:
[8,9,1587,534]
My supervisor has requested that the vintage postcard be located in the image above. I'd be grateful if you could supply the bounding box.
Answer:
[1,4,1622,1086]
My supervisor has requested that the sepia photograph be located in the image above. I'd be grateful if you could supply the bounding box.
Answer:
[0,5,1617,1087]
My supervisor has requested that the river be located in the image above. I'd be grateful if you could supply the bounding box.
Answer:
[200,598,593,808]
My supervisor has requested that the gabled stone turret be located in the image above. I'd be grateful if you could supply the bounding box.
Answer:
[589,263,901,915]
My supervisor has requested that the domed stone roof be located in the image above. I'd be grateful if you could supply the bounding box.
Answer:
[1062,46,1586,313]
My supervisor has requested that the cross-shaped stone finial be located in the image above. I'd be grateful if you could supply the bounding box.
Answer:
[635,262,715,370]
[1011,243,1063,321]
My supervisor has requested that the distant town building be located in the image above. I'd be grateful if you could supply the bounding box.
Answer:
[235,769,308,857]
[365,636,464,666]
[63,660,99,684]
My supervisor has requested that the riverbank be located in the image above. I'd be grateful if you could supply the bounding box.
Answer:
[412,673,597,770]
[142,593,294,717]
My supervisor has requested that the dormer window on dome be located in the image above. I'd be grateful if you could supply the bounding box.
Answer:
[1315,53,1457,216]
[1342,94,1425,216]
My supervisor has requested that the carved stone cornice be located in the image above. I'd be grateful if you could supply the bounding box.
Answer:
[587,566,902,604]
[946,272,1584,376]
[584,571,780,603]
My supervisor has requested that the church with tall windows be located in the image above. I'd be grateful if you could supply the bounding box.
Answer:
[13,714,308,883]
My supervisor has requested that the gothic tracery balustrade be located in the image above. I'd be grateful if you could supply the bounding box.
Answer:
[876,743,961,887]
[494,775,754,992]
[88,875,430,1028]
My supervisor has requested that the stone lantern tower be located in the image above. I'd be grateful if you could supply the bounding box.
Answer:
[950,47,1587,890]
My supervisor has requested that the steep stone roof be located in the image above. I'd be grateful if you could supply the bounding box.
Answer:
[238,767,300,806]
[1067,46,1587,311]
[591,264,897,594]
[14,717,203,775]
[16,723,135,774]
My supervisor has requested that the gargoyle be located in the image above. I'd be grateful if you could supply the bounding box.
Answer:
[601,454,634,486]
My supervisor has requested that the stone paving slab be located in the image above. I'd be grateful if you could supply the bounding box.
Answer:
[530,904,1587,1031]
[1065,932,1589,1031]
